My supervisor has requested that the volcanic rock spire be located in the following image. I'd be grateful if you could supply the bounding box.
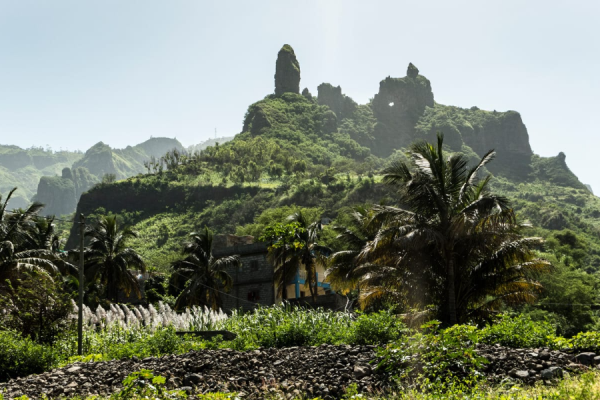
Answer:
[274,44,300,96]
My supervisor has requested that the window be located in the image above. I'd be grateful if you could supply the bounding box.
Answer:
[300,291,306,298]
[247,290,260,302]
[250,260,259,271]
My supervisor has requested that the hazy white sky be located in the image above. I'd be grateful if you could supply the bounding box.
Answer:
[0,1,598,192]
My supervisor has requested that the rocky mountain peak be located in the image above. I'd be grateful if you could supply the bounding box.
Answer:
[274,44,301,96]
[407,62,419,78]
[317,83,357,121]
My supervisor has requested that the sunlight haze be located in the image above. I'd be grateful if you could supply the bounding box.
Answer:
[0,0,598,192]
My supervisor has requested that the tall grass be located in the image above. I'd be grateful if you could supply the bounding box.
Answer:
[74,302,228,332]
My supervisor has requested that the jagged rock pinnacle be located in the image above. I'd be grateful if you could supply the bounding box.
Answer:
[407,63,419,78]
[302,87,313,101]
[275,44,301,96]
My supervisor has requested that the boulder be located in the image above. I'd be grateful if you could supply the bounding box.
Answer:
[541,366,563,380]
[573,352,597,366]
[353,365,372,379]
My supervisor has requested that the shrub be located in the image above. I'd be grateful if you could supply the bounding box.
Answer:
[378,321,487,392]
[222,304,354,349]
[0,330,59,382]
[569,331,600,352]
[478,314,555,348]
[350,309,408,345]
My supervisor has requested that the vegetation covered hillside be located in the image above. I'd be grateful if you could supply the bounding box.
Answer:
[27,138,184,216]
[62,44,600,331]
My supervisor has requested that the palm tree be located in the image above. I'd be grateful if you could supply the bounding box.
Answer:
[0,241,60,287]
[0,189,70,292]
[265,211,330,301]
[326,206,412,310]
[170,227,241,310]
[326,207,373,294]
[0,188,45,248]
[84,215,146,303]
[356,134,550,325]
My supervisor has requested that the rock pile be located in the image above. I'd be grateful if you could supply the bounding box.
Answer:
[1,344,598,399]
[0,345,389,399]
[476,344,598,384]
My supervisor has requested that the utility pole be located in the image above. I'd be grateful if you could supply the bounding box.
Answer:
[77,214,85,356]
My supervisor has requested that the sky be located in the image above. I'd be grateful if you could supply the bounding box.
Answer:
[0,0,598,192]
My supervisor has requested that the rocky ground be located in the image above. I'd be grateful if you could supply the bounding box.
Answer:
[0,344,598,399]
[476,343,598,383]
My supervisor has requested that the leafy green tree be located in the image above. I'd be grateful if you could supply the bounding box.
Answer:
[356,134,551,324]
[84,215,146,303]
[101,173,117,184]
[170,227,241,310]
[247,160,262,181]
[0,272,73,344]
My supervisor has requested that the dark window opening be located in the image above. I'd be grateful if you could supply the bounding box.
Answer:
[248,290,260,302]
[250,260,259,271]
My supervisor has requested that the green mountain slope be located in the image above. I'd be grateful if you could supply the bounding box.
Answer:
[64,44,599,280]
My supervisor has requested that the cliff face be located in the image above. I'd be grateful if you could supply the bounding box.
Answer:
[370,64,435,157]
[0,145,82,209]
[415,105,533,178]
[317,83,357,121]
[530,153,587,190]
[34,175,77,216]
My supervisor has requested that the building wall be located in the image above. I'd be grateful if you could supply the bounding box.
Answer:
[284,263,330,300]
[218,245,274,312]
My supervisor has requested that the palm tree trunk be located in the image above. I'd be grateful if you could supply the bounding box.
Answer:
[447,258,457,326]
[310,264,318,302]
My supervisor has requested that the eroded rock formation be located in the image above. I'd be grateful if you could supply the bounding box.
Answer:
[370,64,434,156]
[302,88,313,101]
[317,83,357,121]
[275,44,300,96]
[34,175,77,216]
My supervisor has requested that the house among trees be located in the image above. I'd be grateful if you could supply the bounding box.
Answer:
[213,234,344,312]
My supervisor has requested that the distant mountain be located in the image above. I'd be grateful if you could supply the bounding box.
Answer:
[187,136,234,154]
[0,145,82,209]
[72,137,184,180]
[0,137,186,215]
[32,137,184,216]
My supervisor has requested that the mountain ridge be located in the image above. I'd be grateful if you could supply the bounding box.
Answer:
[62,45,599,276]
